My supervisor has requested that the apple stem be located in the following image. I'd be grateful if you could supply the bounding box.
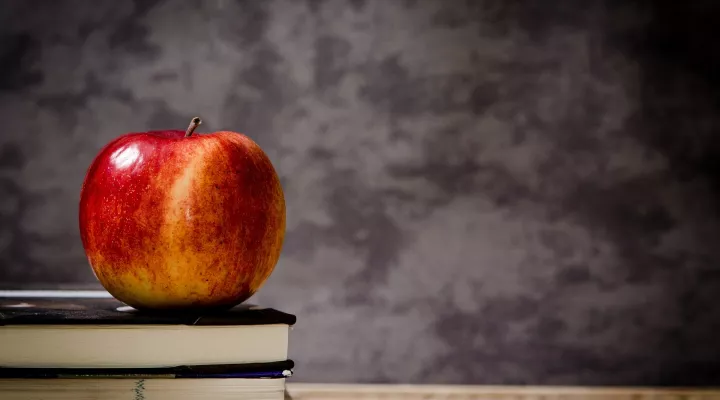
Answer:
[185,117,202,137]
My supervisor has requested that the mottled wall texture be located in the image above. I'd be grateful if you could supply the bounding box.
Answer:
[3,0,720,386]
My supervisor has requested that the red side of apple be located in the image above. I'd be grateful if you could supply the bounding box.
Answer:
[79,128,285,310]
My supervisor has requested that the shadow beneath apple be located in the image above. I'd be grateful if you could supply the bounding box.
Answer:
[117,302,255,316]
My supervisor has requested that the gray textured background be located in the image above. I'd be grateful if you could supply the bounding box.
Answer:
[3,0,720,386]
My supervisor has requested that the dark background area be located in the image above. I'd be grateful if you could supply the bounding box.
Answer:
[3,0,720,386]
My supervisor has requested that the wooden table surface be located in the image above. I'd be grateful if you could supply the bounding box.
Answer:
[286,384,720,400]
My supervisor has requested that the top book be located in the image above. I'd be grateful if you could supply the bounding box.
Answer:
[0,291,296,369]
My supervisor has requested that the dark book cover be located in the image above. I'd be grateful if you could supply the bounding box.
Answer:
[0,291,296,326]
[0,360,295,379]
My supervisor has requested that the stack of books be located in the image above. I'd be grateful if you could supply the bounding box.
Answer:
[0,290,296,400]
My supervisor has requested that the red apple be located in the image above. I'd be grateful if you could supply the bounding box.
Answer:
[79,118,286,310]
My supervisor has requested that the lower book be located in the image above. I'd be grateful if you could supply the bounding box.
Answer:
[0,360,294,400]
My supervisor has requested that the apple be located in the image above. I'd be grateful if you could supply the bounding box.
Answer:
[79,118,286,310]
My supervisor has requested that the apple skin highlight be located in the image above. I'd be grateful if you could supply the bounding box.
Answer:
[79,126,285,310]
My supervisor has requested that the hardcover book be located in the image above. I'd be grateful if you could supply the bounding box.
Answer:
[0,291,296,399]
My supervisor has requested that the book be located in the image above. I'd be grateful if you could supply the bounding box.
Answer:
[0,291,296,399]
[0,378,288,400]
[0,365,293,400]
[0,360,294,379]
[0,290,296,369]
